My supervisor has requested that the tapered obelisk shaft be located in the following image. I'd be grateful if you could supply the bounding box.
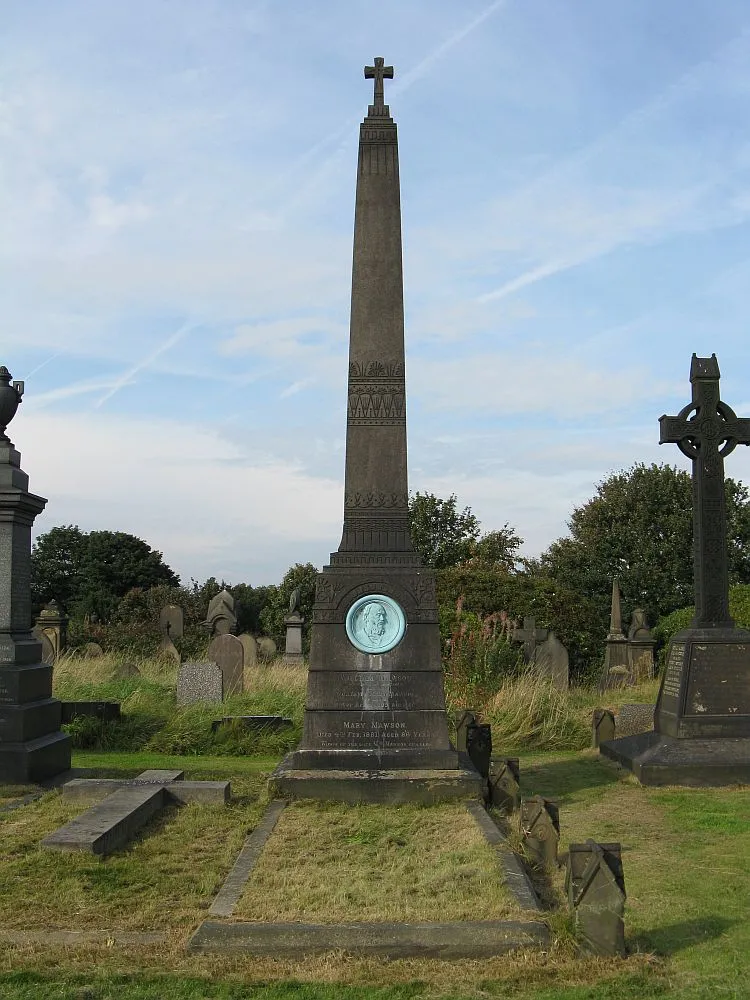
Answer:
[337,59,415,558]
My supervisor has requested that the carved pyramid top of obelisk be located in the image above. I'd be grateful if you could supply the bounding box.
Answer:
[333,57,417,563]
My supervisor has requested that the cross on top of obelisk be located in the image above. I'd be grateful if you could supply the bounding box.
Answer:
[364,57,393,114]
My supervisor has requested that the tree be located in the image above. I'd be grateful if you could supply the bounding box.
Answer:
[408,492,481,568]
[539,463,750,637]
[31,526,180,621]
[466,526,524,571]
[259,562,319,653]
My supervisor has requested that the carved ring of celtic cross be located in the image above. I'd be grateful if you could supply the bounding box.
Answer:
[670,400,745,460]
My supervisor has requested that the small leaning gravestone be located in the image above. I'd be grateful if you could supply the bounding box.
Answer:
[565,840,626,957]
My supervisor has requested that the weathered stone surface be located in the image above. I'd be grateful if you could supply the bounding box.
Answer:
[42,785,165,855]
[188,918,550,957]
[83,642,103,658]
[520,796,560,867]
[0,369,70,783]
[466,800,541,911]
[592,708,616,748]
[283,612,304,661]
[238,633,258,669]
[32,601,68,664]
[488,757,520,813]
[566,841,626,957]
[156,636,180,664]
[209,799,287,917]
[176,662,223,706]
[466,722,492,779]
[532,632,569,691]
[208,634,244,697]
[159,604,183,639]
[112,661,140,680]
[454,709,477,752]
[202,590,236,637]
[627,608,655,682]
[62,777,229,806]
[599,729,750,785]
[269,765,483,804]
[511,617,548,662]
[616,703,654,738]
[257,637,277,660]
[307,670,446,711]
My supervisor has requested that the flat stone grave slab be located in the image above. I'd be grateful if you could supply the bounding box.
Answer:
[189,797,548,957]
[60,702,121,724]
[42,768,231,857]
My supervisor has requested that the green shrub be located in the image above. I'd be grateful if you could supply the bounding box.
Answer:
[653,584,750,670]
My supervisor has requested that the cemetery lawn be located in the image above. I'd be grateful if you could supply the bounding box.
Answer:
[0,749,746,1000]
[234,800,522,923]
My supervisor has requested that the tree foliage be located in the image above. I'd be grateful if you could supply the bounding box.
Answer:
[408,492,522,570]
[539,463,750,637]
[259,562,319,653]
[31,525,179,621]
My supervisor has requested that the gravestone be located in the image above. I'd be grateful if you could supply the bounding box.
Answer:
[532,632,569,691]
[627,608,656,682]
[511,617,548,662]
[83,642,103,658]
[33,601,68,665]
[239,633,258,669]
[488,757,520,813]
[283,611,305,663]
[160,604,184,639]
[158,604,183,664]
[454,709,477,753]
[600,355,750,785]
[257,637,277,661]
[520,796,560,867]
[0,366,70,782]
[592,708,616,748]
[272,61,481,803]
[113,661,140,680]
[177,662,223,706]
[466,722,492,779]
[202,589,237,637]
[616,703,654,738]
[207,634,244,697]
[565,841,626,957]
[599,579,630,690]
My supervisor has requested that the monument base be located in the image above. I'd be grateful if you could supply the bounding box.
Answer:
[288,747,460,770]
[270,757,484,804]
[599,730,750,787]
[0,731,72,783]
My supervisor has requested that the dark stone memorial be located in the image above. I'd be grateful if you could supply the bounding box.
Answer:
[272,61,481,803]
[565,841,626,957]
[519,796,560,868]
[601,355,750,785]
[488,757,520,813]
[0,366,71,782]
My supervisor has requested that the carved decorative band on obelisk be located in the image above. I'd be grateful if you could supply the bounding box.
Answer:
[276,61,479,798]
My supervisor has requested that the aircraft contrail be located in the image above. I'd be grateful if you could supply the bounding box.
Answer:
[94,321,194,409]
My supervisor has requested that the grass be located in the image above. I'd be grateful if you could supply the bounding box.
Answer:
[234,801,522,923]
[0,750,747,999]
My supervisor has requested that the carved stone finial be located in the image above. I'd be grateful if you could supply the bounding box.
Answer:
[0,366,24,443]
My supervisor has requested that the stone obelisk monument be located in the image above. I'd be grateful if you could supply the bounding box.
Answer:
[0,366,71,781]
[601,354,750,785]
[273,60,480,802]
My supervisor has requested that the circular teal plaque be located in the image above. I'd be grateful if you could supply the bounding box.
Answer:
[345,594,406,654]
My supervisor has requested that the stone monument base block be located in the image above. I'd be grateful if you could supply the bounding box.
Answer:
[289,747,460,770]
[270,760,485,804]
[0,731,72,783]
[599,730,750,786]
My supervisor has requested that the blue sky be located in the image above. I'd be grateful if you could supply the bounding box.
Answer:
[3,0,750,586]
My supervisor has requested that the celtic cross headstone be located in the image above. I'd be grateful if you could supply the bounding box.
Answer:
[600,354,750,786]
